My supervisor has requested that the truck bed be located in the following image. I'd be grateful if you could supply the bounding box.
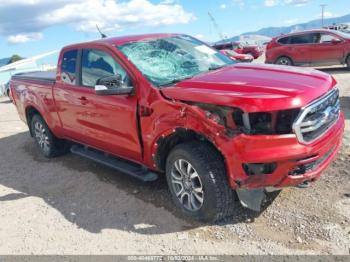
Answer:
[12,71,56,83]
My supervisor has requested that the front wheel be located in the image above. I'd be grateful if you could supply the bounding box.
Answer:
[275,56,293,66]
[166,142,235,222]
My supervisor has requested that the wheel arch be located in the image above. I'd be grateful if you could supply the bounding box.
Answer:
[345,53,350,64]
[153,128,225,172]
[25,105,43,137]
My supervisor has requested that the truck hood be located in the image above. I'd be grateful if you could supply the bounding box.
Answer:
[160,63,336,112]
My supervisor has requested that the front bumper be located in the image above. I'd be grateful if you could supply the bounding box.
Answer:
[221,112,345,189]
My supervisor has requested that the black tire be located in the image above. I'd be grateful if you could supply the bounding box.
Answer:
[165,142,235,222]
[275,56,293,66]
[30,114,69,158]
[346,56,350,70]
[6,89,12,102]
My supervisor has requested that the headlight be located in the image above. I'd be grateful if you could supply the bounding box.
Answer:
[232,109,300,135]
[276,109,300,134]
[248,112,273,134]
[193,103,300,136]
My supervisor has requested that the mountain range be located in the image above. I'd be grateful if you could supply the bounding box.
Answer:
[216,13,350,44]
[0,58,10,67]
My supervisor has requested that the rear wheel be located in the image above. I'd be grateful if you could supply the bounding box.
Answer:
[166,142,235,222]
[6,89,12,102]
[31,114,69,158]
[275,56,293,66]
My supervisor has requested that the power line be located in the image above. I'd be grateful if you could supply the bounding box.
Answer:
[320,4,327,27]
[208,12,226,41]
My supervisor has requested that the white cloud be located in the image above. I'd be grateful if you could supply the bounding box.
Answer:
[195,34,205,39]
[160,0,175,4]
[220,4,227,9]
[265,0,311,7]
[0,0,195,43]
[264,0,279,7]
[323,11,335,18]
[7,32,43,44]
[232,0,245,8]
[284,0,310,6]
[284,18,299,25]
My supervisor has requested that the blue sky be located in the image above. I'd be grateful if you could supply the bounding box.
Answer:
[0,0,349,59]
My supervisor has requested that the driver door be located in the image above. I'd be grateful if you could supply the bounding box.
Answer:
[73,48,142,162]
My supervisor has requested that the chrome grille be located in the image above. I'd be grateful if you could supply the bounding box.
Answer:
[293,88,340,144]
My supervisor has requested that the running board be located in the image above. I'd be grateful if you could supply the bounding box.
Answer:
[70,145,158,182]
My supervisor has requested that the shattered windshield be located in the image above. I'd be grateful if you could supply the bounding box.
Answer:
[118,35,235,87]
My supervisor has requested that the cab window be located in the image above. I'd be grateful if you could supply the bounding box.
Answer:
[61,49,78,85]
[81,49,129,88]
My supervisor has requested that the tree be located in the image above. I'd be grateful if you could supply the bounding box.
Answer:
[7,54,24,64]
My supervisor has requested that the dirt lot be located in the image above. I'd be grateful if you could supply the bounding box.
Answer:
[0,66,349,255]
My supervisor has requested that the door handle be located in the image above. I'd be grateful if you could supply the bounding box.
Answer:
[78,96,89,105]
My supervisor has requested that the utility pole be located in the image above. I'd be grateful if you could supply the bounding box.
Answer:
[320,4,327,27]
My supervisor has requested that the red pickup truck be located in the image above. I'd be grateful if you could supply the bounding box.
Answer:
[10,34,344,222]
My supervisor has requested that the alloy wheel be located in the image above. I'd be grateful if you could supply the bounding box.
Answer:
[34,121,50,154]
[277,57,291,65]
[170,159,204,211]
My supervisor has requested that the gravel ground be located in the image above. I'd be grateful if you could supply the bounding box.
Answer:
[0,65,349,255]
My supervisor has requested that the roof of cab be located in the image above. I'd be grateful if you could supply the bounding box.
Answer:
[64,33,181,50]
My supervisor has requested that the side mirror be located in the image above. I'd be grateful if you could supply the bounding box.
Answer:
[95,75,134,96]
[331,38,342,44]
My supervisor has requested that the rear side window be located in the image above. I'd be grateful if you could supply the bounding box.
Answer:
[61,50,78,85]
[278,37,290,44]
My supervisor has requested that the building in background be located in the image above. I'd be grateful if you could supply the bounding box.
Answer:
[0,51,58,95]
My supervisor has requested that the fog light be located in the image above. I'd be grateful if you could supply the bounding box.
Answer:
[243,163,277,176]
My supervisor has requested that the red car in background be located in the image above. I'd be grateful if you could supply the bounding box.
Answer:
[265,29,350,68]
[220,49,254,62]
[213,42,263,59]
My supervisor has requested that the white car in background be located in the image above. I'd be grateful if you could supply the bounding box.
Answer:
[0,82,11,101]
[0,50,58,100]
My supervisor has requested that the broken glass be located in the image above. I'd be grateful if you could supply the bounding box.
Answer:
[118,35,234,87]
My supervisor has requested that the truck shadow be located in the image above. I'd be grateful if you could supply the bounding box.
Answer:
[0,99,12,104]
[319,67,349,75]
[0,132,277,235]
